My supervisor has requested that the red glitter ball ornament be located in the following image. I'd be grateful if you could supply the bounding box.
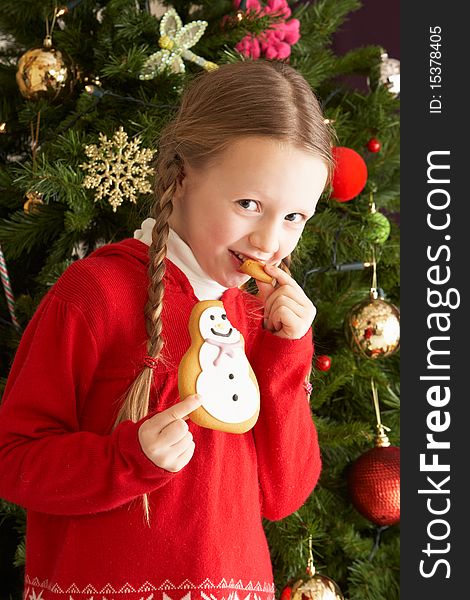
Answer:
[315,355,332,371]
[331,146,368,202]
[367,138,381,153]
[347,445,400,526]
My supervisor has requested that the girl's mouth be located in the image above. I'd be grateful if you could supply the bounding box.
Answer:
[229,250,248,265]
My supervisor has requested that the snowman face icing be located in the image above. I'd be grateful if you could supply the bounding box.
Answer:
[198,306,241,344]
[196,306,259,424]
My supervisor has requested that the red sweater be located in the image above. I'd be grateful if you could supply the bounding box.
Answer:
[0,238,321,600]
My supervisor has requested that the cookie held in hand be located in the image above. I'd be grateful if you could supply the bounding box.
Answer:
[178,300,260,433]
[239,259,275,285]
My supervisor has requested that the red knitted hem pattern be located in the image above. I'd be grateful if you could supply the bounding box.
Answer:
[24,574,276,600]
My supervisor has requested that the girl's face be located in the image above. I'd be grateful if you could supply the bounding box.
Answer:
[169,136,329,288]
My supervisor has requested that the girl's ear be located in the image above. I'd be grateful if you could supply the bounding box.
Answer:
[176,160,186,186]
[173,173,186,204]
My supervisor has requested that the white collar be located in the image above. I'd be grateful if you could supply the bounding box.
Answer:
[133,218,228,301]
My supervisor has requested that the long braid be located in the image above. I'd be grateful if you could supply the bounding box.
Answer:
[112,139,183,524]
[146,163,181,351]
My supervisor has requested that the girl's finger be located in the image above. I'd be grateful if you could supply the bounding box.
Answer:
[264,294,304,324]
[263,264,302,290]
[158,419,190,447]
[270,305,298,336]
[154,394,202,433]
[263,285,308,318]
[169,431,194,455]
[256,279,277,303]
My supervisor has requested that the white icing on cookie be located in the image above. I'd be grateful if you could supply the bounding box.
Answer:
[195,306,259,424]
[198,305,241,343]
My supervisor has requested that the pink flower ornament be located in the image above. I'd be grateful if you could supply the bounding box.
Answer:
[264,0,292,19]
[235,35,261,59]
[232,0,301,60]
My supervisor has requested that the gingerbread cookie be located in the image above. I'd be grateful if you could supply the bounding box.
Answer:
[239,259,274,284]
[178,300,260,433]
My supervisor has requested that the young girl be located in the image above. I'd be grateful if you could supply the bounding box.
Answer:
[0,60,332,600]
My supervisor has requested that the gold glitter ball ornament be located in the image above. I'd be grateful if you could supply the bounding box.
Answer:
[345,292,400,359]
[291,575,344,600]
[16,36,77,102]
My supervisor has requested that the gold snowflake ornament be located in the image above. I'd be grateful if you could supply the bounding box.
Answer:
[139,8,218,79]
[81,127,154,212]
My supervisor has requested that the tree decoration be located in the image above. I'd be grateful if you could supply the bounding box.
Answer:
[348,438,400,526]
[23,191,44,214]
[290,536,344,600]
[368,51,400,96]
[139,8,218,79]
[0,245,21,331]
[315,355,332,371]
[345,291,400,359]
[0,122,6,133]
[80,127,154,212]
[16,35,77,102]
[344,256,400,359]
[233,0,300,60]
[367,137,381,153]
[363,194,391,245]
[364,211,391,245]
[330,146,368,202]
[22,114,44,216]
[15,6,79,102]
[292,575,344,600]
[378,52,400,95]
[347,381,400,526]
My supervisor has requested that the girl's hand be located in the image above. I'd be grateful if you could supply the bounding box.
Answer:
[256,264,316,340]
[138,394,202,472]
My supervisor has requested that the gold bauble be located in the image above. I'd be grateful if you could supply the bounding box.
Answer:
[292,575,344,600]
[345,293,400,359]
[23,191,44,214]
[16,41,77,102]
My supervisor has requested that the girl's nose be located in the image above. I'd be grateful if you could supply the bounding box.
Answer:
[249,224,280,256]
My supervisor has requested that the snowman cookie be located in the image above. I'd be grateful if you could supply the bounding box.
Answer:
[178,300,260,433]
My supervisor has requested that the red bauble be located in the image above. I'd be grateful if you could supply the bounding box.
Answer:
[367,138,381,153]
[315,355,332,371]
[347,445,400,526]
[280,586,292,600]
[331,146,368,202]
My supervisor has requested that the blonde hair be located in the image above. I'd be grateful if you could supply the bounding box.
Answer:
[113,59,334,523]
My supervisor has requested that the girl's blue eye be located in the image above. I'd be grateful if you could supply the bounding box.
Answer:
[238,199,258,211]
[285,213,304,223]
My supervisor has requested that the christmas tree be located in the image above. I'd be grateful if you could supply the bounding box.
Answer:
[0,1,400,598]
